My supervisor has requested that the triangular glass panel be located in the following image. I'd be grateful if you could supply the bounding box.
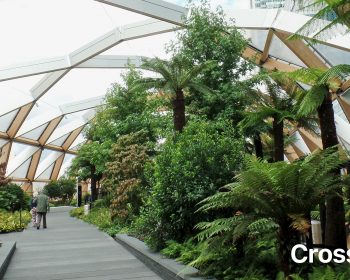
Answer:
[36,163,55,180]
[49,133,70,146]
[21,123,49,140]
[0,109,19,132]
[8,157,31,178]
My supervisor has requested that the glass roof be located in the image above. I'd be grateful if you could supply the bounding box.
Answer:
[0,0,148,67]
[0,1,350,185]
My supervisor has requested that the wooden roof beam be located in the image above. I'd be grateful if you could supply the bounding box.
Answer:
[274,31,328,70]
[50,154,65,181]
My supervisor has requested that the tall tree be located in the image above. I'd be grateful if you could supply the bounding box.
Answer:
[168,0,252,122]
[290,64,350,249]
[134,56,215,132]
[69,67,162,201]
[69,142,104,202]
[241,76,317,162]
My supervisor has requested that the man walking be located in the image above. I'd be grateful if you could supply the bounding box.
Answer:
[36,191,49,230]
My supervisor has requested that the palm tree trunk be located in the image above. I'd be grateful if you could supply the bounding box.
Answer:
[173,89,186,132]
[253,133,264,159]
[273,118,284,162]
[278,220,299,276]
[318,89,347,250]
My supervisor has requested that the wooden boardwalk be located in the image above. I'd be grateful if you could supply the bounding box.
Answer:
[1,207,162,280]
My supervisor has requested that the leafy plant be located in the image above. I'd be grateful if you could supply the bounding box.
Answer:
[44,178,76,204]
[289,265,350,280]
[103,131,151,222]
[287,64,350,249]
[0,210,31,233]
[289,0,350,42]
[70,207,84,219]
[134,55,215,132]
[0,183,29,211]
[168,0,251,123]
[240,73,317,162]
[135,119,243,249]
[196,148,346,275]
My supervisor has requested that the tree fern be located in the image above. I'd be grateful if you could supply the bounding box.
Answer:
[241,72,317,162]
[133,56,216,132]
[195,148,346,275]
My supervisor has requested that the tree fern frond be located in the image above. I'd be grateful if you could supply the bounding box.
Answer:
[195,216,245,242]
[319,64,350,86]
[288,0,349,42]
[247,218,278,236]
[298,85,327,115]
[187,81,214,96]
[180,60,217,87]
[288,68,325,85]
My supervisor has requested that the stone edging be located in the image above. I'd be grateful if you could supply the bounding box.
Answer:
[115,234,215,280]
[0,241,16,279]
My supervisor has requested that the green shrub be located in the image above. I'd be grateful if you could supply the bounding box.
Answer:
[103,131,150,223]
[161,239,203,265]
[82,207,112,231]
[136,119,243,249]
[70,207,84,219]
[44,178,76,203]
[0,210,31,233]
[0,183,29,211]
[93,198,110,209]
[161,240,186,259]
[289,265,350,280]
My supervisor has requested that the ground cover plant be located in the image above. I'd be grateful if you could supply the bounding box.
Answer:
[0,210,31,233]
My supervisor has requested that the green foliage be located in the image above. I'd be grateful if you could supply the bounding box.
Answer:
[44,178,76,203]
[88,66,163,144]
[161,240,186,259]
[70,207,84,219]
[135,119,244,249]
[289,265,350,280]
[160,237,276,280]
[43,181,61,198]
[93,198,110,209]
[161,239,203,265]
[137,56,216,96]
[59,178,76,201]
[82,207,113,231]
[289,0,350,42]
[103,131,150,222]
[0,183,29,211]
[0,210,31,233]
[69,66,163,195]
[196,147,346,275]
[284,65,350,117]
[168,0,251,122]
[135,55,216,132]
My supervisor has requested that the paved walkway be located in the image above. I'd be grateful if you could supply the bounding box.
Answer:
[1,207,162,280]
